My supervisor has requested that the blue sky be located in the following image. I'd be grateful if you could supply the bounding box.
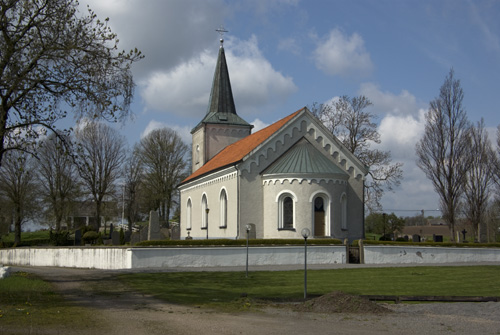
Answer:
[78,0,500,217]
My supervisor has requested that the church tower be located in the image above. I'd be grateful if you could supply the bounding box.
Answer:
[191,32,253,173]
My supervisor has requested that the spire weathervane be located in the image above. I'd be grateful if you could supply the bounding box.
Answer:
[216,25,228,48]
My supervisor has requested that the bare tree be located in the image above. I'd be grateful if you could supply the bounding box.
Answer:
[462,120,495,242]
[312,95,403,211]
[0,151,39,244]
[136,128,189,225]
[0,0,142,165]
[416,69,471,241]
[75,121,126,231]
[122,149,143,232]
[37,133,80,231]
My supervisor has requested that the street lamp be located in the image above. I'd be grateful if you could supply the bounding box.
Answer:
[205,208,210,239]
[245,224,252,278]
[301,227,311,300]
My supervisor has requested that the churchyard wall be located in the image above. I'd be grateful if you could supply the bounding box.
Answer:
[1,245,498,270]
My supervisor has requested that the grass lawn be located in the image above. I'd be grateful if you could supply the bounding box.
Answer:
[119,265,500,308]
[0,272,96,331]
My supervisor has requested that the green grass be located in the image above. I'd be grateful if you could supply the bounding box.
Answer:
[1,230,50,243]
[119,266,500,309]
[0,272,97,332]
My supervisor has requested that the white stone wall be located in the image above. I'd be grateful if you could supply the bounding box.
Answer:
[364,245,500,264]
[0,246,346,269]
[130,246,346,268]
[0,247,131,269]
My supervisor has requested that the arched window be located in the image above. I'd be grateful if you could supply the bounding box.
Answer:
[278,193,295,230]
[341,193,347,230]
[186,198,192,230]
[220,189,227,228]
[314,197,325,236]
[201,194,208,229]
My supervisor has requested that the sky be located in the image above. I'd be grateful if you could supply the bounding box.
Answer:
[75,0,500,218]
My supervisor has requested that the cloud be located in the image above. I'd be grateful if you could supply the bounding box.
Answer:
[358,83,420,116]
[249,118,269,132]
[140,35,297,119]
[81,0,226,80]
[141,120,192,146]
[313,29,373,77]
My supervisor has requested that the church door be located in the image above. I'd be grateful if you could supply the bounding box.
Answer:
[314,197,325,236]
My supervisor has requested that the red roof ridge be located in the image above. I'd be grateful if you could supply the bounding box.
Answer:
[180,108,304,185]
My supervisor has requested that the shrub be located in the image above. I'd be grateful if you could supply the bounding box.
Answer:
[82,231,100,245]
[135,238,343,247]
[49,230,72,246]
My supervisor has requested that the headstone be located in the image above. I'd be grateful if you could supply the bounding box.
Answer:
[111,230,120,245]
[124,230,132,243]
[140,225,148,241]
[130,232,141,245]
[109,224,114,239]
[433,235,443,242]
[148,210,161,240]
[412,234,421,242]
[171,225,180,240]
[74,229,82,246]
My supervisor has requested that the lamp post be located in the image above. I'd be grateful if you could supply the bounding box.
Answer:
[245,224,252,278]
[301,227,310,300]
[205,208,210,239]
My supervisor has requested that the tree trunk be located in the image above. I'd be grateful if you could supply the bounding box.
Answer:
[14,207,21,245]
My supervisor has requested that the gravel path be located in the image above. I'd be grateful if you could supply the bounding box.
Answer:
[6,266,500,335]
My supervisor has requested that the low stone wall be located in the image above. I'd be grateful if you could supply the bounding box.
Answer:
[0,245,346,270]
[0,247,131,270]
[2,245,498,270]
[363,245,500,264]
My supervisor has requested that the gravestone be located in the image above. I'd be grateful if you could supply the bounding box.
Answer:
[148,210,161,240]
[111,230,120,245]
[109,224,114,239]
[124,230,132,243]
[140,226,148,241]
[171,225,180,240]
[130,232,141,245]
[412,234,421,242]
[74,229,82,246]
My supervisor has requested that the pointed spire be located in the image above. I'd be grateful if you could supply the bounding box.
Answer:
[192,27,252,131]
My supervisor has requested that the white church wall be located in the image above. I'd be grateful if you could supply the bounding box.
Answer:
[179,167,239,240]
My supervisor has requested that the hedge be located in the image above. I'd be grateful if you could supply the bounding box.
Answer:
[358,239,500,248]
[135,238,343,247]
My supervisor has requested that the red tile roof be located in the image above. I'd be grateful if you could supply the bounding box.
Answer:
[181,108,304,184]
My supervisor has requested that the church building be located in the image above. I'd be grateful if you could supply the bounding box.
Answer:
[178,37,368,240]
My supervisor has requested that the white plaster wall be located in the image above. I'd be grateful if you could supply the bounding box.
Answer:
[364,245,500,264]
[130,246,346,268]
[180,168,239,240]
[0,247,131,269]
[0,246,345,269]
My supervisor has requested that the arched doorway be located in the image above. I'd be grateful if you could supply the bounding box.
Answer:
[314,197,326,236]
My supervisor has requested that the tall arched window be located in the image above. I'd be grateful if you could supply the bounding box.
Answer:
[341,193,347,230]
[186,198,192,230]
[278,193,295,230]
[201,194,208,229]
[220,189,227,228]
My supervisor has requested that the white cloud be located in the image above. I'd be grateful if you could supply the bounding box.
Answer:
[139,35,297,119]
[313,29,373,77]
[141,120,192,146]
[249,118,269,132]
[358,83,420,116]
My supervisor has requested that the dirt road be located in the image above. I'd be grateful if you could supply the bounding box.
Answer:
[5,266,500,335]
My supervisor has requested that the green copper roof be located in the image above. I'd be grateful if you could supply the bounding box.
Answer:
[192,46,252,133]
[264,139,348,177]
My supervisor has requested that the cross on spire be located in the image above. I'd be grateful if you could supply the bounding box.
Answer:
[216,25,228,48]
